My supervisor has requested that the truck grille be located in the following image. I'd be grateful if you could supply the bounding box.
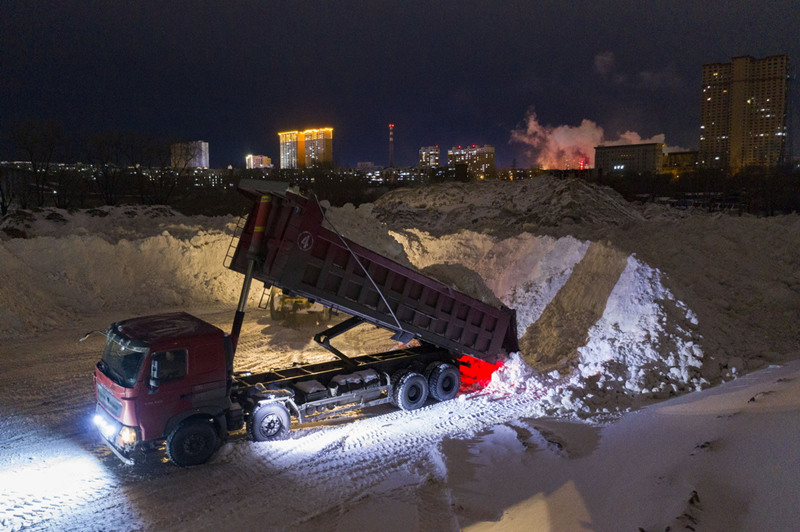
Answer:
[97,382,123,417]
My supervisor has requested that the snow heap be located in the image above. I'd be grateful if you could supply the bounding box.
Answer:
[372,176,800,417]
[389,228,706,417]
[371,177,674,236]
[318,200,412,267]
[0,204,233,243]
[0,205,247,338]
[2,176,798,420]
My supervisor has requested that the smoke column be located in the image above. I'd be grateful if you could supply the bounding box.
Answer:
[510,110,667,169]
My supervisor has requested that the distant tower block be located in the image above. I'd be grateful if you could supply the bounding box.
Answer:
[388,123,395,167]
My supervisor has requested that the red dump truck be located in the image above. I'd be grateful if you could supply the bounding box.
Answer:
[91,180,518,466]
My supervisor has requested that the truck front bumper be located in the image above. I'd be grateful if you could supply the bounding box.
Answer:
[93,404,139,465]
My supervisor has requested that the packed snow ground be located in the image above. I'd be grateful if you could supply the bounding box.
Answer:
[1,176,799,530]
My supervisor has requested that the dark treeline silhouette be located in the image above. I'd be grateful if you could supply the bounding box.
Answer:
[589,166,800,216]
[1,120,218,216]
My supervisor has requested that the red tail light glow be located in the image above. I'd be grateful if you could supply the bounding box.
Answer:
[457,355,503,393]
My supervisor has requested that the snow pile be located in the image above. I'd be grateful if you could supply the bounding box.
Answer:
[2,177,798,420]
[0,204,234,242]
[391,228,707,416]
[0,206,247,339]
[376,178,799,416]
[319,200,413,267]
[373,175,679,236]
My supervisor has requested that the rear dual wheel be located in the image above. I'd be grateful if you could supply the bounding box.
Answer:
[425,362,461,402]
[391,370,429,411]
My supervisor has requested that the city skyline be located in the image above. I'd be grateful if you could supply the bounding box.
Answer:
[2,2,799,169]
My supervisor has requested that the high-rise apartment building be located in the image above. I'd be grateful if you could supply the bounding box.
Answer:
[699,55,791,171]
[170,141,209,169]
[419,146,440,168]
[278,131,300,169]
[278,128,333,169]
[447,145,495,178]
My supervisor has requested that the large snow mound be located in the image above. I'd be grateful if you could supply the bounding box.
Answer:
[0,204,234,242]
[390,229,707,415]
[2,177,799,420]
[378,178,799,408]
[0,206,247,338]
[373,176,682,236]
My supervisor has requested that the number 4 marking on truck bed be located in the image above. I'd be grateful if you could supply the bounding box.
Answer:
[298,231,314,251]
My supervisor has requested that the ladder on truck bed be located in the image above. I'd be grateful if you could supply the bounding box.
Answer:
[224,208,277,311]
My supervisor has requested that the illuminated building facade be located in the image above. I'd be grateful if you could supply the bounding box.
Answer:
[699,55,791,171]
[419,146,440,168]
[278,128,333,169]
[170,141,209,169]
[594,143,665,175]
[446,145,495,178]
[245,155,272,169]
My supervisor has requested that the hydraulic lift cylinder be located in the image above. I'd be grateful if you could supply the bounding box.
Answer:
[231,195,272,351]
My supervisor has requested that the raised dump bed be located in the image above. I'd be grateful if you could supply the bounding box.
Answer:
[229,180,519,362]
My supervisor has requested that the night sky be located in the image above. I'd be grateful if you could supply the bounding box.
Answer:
[3,1,799,168]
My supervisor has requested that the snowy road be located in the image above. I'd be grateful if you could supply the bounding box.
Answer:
[2,182,799,530]
[2,307,799,531]
[0,307,550,531]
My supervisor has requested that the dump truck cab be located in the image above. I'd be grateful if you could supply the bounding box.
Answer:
[93,312,233,464]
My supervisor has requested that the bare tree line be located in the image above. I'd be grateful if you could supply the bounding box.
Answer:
[1,120,207,216]
[592,165,800,216]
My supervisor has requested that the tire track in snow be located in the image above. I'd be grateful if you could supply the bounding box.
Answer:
[209,384,552,529]
[0,451,124,531]
[0,313,554,531]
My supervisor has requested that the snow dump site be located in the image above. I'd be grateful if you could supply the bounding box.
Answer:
[1,176,799,531]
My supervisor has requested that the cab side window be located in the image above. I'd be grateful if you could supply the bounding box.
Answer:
[151,349,187,382]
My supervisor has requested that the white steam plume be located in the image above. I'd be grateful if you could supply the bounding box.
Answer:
[510,110,671,169]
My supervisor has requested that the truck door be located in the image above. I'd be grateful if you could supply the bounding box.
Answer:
[139,349,191,440]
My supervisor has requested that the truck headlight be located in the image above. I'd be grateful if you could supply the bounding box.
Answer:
[118,426,138,445]
[94,414,118,439]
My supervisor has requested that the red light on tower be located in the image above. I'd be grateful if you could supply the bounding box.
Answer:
[388,123,395,167]
[579,158,586,171]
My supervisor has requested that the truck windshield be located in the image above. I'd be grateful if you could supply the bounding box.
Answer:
[99,338,147,388]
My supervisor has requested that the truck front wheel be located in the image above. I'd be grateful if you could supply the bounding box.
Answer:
[166,419,220,467]
[391,370,429,411]
[248,403,290,442]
